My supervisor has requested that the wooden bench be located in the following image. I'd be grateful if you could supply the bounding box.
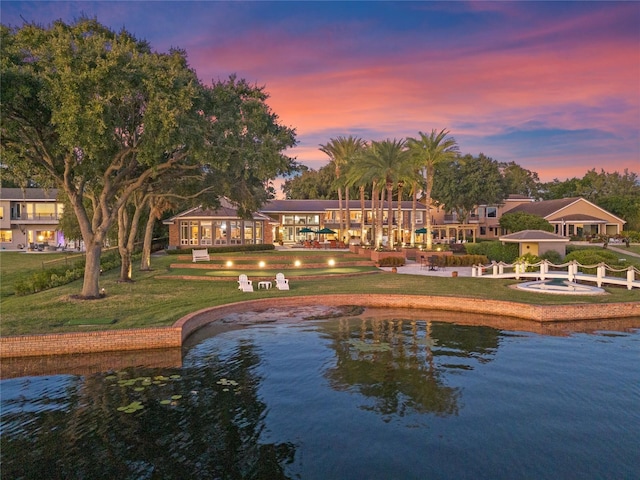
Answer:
[192,249,210,262]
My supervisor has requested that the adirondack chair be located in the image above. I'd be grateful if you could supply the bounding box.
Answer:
[275,272,290,290]
[237,274,254,292]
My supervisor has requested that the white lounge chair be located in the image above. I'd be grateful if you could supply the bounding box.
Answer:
[238,274,254,292]
[275,272,290,290]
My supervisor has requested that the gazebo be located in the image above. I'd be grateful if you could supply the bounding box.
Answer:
[499,230,570,258]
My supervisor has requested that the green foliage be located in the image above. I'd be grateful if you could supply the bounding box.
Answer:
[515,253,542,272]
[499,161,542,198]
[283,164,339,199]
[465,241,519,263]
[165,244,276,255]
[433,153,507,222]
[540,250,563,264]
[13,251,122,296]
[378,256,405,267]
[499,212,553,233]
[443,255,488,267]
[541,169,640,229]
[565,248,625,267]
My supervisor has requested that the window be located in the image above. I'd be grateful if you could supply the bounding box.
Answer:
[200,221,212,245]
[487,207,497,218]
[34,203,56,220]
[255,222,263,243]
[229,221,241,244]
[0,230,12,243]
[244,221,254,243]
[0,206,3,220]
[480,226,486,235]
[415,211,424,224]
[214,221,227,244]
[188,222,198,245]
[180,221,190,245]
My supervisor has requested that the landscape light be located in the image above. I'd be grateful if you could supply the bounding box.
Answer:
[294,260,301,267]
[259,261,266,268]
[226,260,233,267]
[328,259,335,267]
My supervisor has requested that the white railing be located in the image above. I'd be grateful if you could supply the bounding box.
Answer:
[472,259,640,290]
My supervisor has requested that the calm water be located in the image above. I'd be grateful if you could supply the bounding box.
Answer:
[2,308,639,479]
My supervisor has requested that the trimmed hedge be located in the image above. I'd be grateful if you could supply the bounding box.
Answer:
[378,256,405,267]
[465,241,519,263]
[443,255,488,267]
[165,244,276,255]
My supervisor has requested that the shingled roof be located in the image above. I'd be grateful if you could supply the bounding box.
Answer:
[499,230,570,242]
[507,197,582,217]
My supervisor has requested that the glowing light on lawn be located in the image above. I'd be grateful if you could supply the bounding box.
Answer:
[259,261,266,268]
[226,260,233,267]
[328,259,335,267]
[294,260,301,267]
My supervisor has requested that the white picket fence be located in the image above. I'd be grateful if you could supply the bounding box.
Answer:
[472,259,640,290]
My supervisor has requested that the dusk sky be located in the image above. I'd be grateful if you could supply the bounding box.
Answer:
[2,1,639,183]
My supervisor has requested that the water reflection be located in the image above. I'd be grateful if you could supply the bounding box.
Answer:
[1,307,639,480]
[1,344,295,479]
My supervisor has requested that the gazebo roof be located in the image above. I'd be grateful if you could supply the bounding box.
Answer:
[499,230,570,243]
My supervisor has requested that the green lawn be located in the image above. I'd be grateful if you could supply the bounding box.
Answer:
[1,250,638,336]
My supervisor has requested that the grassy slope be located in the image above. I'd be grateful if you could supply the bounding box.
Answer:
[1,250,639,336]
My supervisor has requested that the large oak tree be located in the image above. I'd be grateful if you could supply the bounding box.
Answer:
[1,19,296,297]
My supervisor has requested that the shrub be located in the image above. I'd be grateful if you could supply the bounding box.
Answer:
[443,255,488,267]
[515,253,542,272]
[540,250,563,265]
[565,248,628,275]
[13,250,122,296]
[165,244,276,255]
[465,241,518,263]
[378,256,405,267]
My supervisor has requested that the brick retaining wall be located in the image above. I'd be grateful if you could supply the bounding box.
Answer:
[2,295,639,358]
[1,327,181,358]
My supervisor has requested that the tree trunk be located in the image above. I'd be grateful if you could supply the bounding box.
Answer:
[140,203,157,271]
[411,184,417,247]
[337,184,343,239]
[377,187,385,248]
[360,185,366,244]
[345,187,350,241]
[82,241,103,298]
[117,195,145,282]
[397,182,404,246]
[118,207,133,282]
[425,172,434,251]
[387,182,394,249]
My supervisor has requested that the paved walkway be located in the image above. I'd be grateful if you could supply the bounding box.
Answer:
[378,261,473,277]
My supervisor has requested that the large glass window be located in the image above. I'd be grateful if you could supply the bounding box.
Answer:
[214,221,227,244]
[230,221,241,244]
[180,221,189,245]
[0,230,12,243]
[244,222,254,243]
[189,222,198,245]
[255,222,263,243]
[33,203,56,220]
[200,221,212,245]
[487,207,497,218]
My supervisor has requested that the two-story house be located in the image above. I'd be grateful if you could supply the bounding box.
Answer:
[0,188,66,250]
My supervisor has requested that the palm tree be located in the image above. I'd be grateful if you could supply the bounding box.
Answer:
[319,136,366,240]
[356,139,408,249]
[407,129,459,250]
[394,153,424,247]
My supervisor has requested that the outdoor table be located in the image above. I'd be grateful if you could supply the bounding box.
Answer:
[257,281,272,289]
